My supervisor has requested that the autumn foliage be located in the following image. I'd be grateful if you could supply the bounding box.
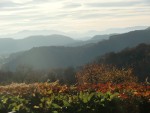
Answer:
[0,82,149,113]
[0,64,149,113]
[76,64,137,84]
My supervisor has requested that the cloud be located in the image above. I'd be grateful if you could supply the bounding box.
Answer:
[86,1,140,8]
[0,1,20,8]
[63,3,82,9]
[143,0,150,3]
[0,0,149,35]
[12,0,33,4]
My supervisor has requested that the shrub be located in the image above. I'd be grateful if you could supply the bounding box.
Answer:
[76,64,137,84]
[0,82,149,113]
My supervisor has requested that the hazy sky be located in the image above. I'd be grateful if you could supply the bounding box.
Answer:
[0,0,150,35]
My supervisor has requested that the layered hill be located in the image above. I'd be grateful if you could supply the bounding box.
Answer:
[0,35,76,54]
[2,28,150,71]
[0,34,112,55]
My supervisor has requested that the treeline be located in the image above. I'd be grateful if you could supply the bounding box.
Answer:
[0,64,139,85]
[0,66,76,85]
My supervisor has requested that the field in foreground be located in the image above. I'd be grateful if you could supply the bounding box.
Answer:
[0,82,149,113]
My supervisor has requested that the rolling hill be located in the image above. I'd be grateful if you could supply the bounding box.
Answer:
[0,34,113,55]
[2,28,150,71]
[0,35,77,55]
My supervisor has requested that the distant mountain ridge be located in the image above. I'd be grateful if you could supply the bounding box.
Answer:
[0,34,113,55]
[2,28,150,71]
[0,26,147,40]
[0,34,77,55]
[0,26,148,55]
[68,34,111,47]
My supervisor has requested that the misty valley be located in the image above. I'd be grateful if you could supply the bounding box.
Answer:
[0,28,150,80]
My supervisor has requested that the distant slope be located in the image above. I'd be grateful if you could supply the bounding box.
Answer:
[0,38,16,54]
[17,35,77,49]
[68,34,110,47]
[0,35,76,54]
[0,34,114,54]
[2,28,150,71]
[0,30,66,39]
[91,35,110,40]
[96,26,148,34]
[97,43,150,81]
[0,26,147,40]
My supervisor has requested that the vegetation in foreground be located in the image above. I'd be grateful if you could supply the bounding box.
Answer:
[0,63,150,113]
[0,82,149,113]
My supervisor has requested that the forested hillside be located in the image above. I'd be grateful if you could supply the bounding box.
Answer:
[98,43,150,81]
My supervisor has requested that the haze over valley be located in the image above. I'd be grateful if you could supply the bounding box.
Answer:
[0,27,149,70]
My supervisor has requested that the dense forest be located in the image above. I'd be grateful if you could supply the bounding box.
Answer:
[97,43,150,81]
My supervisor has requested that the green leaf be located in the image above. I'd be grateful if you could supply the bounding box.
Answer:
[63,100,70,107]
[52,111,58,113]
[88,93,94,101]
[34,105,40,109]
[52,103,61,109]
[2,98,8,104]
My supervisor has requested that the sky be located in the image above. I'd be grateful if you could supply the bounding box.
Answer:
[0,0,150,35]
